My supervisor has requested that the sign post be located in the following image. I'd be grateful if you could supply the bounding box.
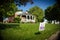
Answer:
[39,22,45,31]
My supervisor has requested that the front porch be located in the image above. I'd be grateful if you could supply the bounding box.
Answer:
[20,15,35,23]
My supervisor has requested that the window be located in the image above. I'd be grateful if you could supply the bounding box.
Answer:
[22,15,26,17]
[27,16,29,19]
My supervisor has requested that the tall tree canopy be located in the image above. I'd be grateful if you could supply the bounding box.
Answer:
[45,3,60,21]
[56,0,60,7]
[28,6,44,22]
[0,0,33,22]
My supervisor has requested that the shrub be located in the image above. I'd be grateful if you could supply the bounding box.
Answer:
[14,16,21,23]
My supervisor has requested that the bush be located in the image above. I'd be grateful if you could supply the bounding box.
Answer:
[14,16,21,23]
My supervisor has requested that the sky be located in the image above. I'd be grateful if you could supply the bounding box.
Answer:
[17,0,56,12]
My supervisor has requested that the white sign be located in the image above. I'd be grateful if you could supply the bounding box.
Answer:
[39,22,45,31]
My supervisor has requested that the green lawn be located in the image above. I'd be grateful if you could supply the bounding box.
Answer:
[0,23,60,40]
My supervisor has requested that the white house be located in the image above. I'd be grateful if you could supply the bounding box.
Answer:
[15,11,36,23]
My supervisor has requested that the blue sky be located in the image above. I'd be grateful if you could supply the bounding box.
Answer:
[17,0,56,12]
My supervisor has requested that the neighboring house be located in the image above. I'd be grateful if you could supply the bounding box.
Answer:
[3,15,14,23]
[8,16,14,23]
[3,18,8,23]
[15,11,36,23]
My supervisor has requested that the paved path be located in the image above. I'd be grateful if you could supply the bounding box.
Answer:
[48,31,60,40]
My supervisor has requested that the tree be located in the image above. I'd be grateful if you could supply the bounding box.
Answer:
[45,3,60,22]
[45,6,53,21]
[0,0,33,22]
[14,0,33,6]
[57,0,60,7]
[28,6,44,22]
[3,3,17,17]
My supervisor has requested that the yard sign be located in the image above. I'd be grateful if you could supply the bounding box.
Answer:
[39,22,45,31]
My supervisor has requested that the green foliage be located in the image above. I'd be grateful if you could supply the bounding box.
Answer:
[28,6,44,22]
[0,3,17,18]
[14,16,20,23]
[2,3,17,17]
[45,3,60,21]
[15,0,33,6]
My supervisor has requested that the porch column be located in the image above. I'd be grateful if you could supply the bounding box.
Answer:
[29,15,31,19]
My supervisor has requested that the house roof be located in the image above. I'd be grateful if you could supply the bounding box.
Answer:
[15,11,34,16]
[15,11,23,15]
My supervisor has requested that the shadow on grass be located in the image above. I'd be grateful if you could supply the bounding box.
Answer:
[35,31,41,35]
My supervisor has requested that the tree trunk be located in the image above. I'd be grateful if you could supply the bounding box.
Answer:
[0,13,3,22]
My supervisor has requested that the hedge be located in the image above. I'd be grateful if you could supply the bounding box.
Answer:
[0,23,20,29]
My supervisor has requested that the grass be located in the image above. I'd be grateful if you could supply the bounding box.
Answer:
[0,23,60,40]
